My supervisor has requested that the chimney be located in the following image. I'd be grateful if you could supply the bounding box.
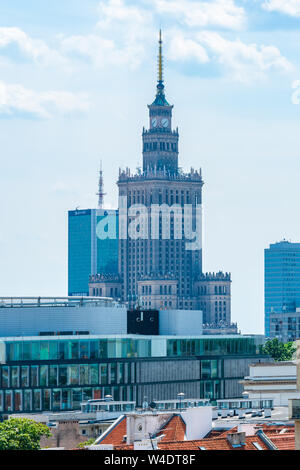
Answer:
[227,432,246,448]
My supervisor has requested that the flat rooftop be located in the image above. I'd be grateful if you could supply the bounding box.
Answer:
[0,333,263,341]
[213,406,291,428]
[0,296,124,308]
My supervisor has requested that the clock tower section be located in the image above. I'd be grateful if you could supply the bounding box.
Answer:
[142,31,179,175]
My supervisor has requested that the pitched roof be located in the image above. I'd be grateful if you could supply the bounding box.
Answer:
[158,435,270,451]
[157,415,186,442]
[97,415,127,446]
[98,414,186,448]
[267,434,295,450]
[94,415,295,451]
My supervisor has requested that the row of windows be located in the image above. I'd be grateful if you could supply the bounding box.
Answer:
[138,300,193,309]
[4,337,262,362]
[0,360,221,391]
[5,339,151,362]
[166,339,260,356]
[0,363,134,389]
[160,285,173,295]
[143,142,178,152]
[92,287,119,297]
[197,286,228,295]
[0,379,227,413]
[0,386,134,413]
[141,285,152,294]
[127,190,194,206]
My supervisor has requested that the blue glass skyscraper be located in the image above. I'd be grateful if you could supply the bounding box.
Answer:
[68,209,118,296]
[265,240,300,338]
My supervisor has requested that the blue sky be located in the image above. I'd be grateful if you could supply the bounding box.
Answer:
[0,0,300,333]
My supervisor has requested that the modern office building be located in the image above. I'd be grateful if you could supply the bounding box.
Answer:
[265,240,300,338]
[0,333,267,415]
[0,297,267,415]
[0,297,127,338]
[68,209,118,296]
[0,297,203,338]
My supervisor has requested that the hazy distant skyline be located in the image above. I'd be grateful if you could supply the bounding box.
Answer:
[1,0,300,334]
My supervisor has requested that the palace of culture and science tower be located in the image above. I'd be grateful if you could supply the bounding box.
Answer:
[73,32,234,332]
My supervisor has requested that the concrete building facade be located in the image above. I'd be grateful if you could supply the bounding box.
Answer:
[241,362,299,406]
[194,272,231,325]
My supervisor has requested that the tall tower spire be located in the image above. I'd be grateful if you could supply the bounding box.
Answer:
[156,29,165,99]
[158,29,163,84]
[144,30,177,174]
[97,161,106,209]
[151,30,169,107]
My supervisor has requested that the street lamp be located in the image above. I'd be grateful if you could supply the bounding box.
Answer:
[178,392,185,411]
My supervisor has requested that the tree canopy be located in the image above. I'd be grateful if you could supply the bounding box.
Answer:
[261,338,296,362]
[0,418,51,450]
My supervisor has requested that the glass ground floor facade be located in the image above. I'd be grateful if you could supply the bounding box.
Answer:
[0,382,224,414]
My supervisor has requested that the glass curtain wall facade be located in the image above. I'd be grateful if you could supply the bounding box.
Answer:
[68,209,118,296]
[0,335,266,414]
[3,336,263,362]
[265,241,300,337]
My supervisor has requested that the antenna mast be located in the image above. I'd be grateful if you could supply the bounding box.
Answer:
[97,161,106,209]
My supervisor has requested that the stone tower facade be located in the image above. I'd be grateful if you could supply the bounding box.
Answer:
[118,32,203,309]
[89,32,233,327]
[194,272,232,325]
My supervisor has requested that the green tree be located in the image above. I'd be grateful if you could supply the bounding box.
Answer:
[77,438,95,449]
[0,418,51,450]
[261,338,296,362]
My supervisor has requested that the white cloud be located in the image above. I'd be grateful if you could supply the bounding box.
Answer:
[0,2,292,85]
[55,1,144,71]
[200,32,292,82]
[168,31,292,82]
[0,81,91,118]
[61,0,153,69]
[262,0,300,17]
[153,0,246,30]
[61,33,144,69]
[97,0,151,32]
[0,27,64,66]
[168,31,209,63]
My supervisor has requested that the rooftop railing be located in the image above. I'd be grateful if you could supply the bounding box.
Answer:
[0,296,124,308]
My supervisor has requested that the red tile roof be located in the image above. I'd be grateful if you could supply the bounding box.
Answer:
[158,435,270,451]
[95,415,295,451]
[268,434,295,450]
[157,415,186,442]
[98,414,186,448]
[98,416,127,446]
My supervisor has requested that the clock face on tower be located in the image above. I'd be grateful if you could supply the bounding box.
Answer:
[152,118,157,128]
[161,118,169,128]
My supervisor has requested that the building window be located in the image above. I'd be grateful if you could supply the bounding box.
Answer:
[33,389,42,411]
[40,366,48,387]
[59,366,68,386]
[31,366,39,387]
[11,366,19,388]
